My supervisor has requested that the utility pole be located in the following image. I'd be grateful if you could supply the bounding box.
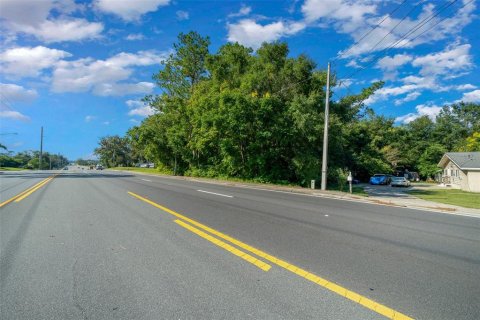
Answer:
[321,62,331,191]
[39,126,43,170]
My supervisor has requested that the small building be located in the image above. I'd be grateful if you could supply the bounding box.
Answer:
[437,152,480,192]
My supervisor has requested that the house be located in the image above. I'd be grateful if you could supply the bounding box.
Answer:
[437,152,480,192]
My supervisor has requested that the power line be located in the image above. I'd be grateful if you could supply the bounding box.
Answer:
[358,0,426,58]
[333,0,409,61]
[406,0,474,45]
[341,0,460,82]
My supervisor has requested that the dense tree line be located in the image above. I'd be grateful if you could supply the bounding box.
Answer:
[0,150,69,170]
[95,32,479,186]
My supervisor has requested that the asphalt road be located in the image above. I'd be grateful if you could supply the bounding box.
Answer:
[1,168,479,320]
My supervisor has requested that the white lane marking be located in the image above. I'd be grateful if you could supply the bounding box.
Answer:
[197,190,233,198]
[141,179,152,182]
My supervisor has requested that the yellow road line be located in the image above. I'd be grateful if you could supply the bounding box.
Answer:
[0,176,53,208]
[175,219,271,271]
[14,174,57,203]
[128,191,413,320]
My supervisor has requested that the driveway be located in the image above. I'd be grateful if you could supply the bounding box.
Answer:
[362,183,480,216]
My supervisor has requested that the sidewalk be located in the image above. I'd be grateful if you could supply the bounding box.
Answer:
[112,169,480,218]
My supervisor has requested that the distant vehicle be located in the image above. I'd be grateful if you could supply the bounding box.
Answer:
[409,172,420,182]
[96,165,103,170]
[369,174,391,185]
[391,176,411,187]
[63,167,68,170]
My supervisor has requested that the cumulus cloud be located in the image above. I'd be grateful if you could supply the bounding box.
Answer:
[457,89,480,103]
[332,1,476,57]
[125,33,145,41]
[227,19,305,49]
[0,0,103,42]
[395,104,442,124]
[95,0,170,21]
[0,83,38,103]
[228,5,252,18]
[93,82,155,96]
[176,10,189,21]
[302,0,376,26]
[376,54,412,80]
[126,99,155,117]
[412,43,472,77]
[51,50,168,96]
[0,46,71,79]
[0,110,30,121]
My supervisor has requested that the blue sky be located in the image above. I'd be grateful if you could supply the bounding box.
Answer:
[0,0,478,160]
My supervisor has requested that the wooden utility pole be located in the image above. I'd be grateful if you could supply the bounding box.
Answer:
[321,63,331,190]
[39,126,43,170]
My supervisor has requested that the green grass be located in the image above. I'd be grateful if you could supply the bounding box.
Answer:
[0,167,28,171]
[329,184,368,196]
[408,189,480,209]
[110,166,168,174]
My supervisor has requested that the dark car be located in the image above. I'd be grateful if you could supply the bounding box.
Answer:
[369,174,391,185]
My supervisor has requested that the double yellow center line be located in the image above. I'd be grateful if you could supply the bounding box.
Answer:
[0,174,56,208]
[128,191,413,320]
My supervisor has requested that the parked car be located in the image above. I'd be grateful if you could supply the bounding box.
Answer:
[391,176,411,187]
[369,174,391,185]
[409,172,420,182]
[96,165,103,170]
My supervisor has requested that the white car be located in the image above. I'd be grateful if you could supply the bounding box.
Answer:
[390,176,411,187]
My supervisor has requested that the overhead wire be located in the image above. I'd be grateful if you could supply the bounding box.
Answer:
[332,0,409,61]
[341,0,460,82]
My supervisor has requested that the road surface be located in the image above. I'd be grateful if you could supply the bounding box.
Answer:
[1,168,479,319]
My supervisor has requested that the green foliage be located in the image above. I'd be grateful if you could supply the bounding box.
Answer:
[95,31,480,187]
[417,144,446,178]
[94,135,132,168]
[0,150,68,169]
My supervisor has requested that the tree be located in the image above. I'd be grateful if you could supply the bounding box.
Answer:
[94,136,132,168]
[417,144,446,179]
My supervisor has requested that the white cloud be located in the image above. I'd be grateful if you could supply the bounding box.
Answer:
[394,91,421,106]
[125,33,145,41]
[102,121,110,125]
[85,115,96,122]
[302,0,376,25]
[0,0,103,42]
[15,19,103,43]
[0,46,71,79]
[377,54,412,71]
[95,0,170,21]
[0,110,30,122]
[455,84,476,91]
[51,50,167,95]
[395,104,442,124]
[412,43,472,77]
[93,82,155,96]
[176,10,189,21]
[458,89,480,103]
[376,54,412,80]
[227,19,305,49]
[0,83,38,103]
[126,99,155,117]
[333,1,476,57]
[228,5,252,18]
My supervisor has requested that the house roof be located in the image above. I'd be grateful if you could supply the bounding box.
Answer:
[438,152,480,170]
